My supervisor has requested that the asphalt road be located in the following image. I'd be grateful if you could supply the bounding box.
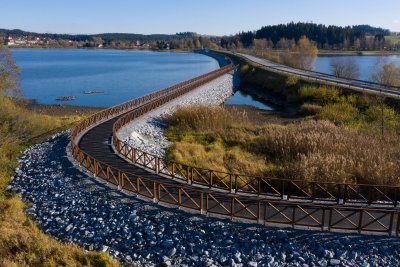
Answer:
[237,53,400,99]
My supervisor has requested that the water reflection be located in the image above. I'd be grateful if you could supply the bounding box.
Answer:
[225,90,273,110]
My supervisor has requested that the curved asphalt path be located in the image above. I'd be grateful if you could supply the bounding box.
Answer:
[79,113,180,186]
[236,53,400,99]
[77,69,399,208]
[75,59,399,235]
[77,112,399,235]
[78,98,248,196]
[77,101,281,222]
[78,100,275,199]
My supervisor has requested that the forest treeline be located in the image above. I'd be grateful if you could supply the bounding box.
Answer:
[236,23,392,49]
[0,29,218,50]
[1,22,399,51]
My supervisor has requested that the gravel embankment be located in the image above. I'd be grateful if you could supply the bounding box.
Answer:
[117,72,239,157]
[9,132,400,266]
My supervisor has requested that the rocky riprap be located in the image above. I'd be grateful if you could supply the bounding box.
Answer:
[9,132,400,266]
[117,72,239,157]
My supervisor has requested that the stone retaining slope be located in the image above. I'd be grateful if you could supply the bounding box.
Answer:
[10,132,400,266]
[117,72,238,157]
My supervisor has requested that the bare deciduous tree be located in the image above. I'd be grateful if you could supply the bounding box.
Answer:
[276,38,295,49]
[252,38,273,57]
[0,46,21,96]
[253,38,271,50]
[330,59,359,79]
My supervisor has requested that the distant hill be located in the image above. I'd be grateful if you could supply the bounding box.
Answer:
[0,28,221,50]
[0,28,90,41]
[95,33,178,42]
[0,28,183,42]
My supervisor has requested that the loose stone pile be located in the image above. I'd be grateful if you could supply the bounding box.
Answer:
[10,132,400,266]
[117,72,239,157]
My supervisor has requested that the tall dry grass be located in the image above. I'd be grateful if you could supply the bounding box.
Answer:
[0,95,118,267]
[165,105,269,176]
[0,96,82,139]
[165,105,400,186]
[165,105,249,133]
[256,120,400,185]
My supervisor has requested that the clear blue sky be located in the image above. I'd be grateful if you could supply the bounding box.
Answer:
[1,0,400,35]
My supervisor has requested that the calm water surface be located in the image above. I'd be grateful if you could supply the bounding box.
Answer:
[225,90,273,110]
[230,55,400,110]
[12,49,219,107]
[13,49,399,110]
[314,55,400,81]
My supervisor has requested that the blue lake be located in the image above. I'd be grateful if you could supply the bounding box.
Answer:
[314,55,400,81]
[12,49,400,110]
[12,49,219,107]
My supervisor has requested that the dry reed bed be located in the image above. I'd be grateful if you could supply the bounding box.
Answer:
[165,105,400,186]
[257,121,400,185]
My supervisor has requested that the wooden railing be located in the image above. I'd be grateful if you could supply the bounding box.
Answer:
[71,64,236,142]
[113,122,400,208]
[70,63,400,236]
[71,142,400,236]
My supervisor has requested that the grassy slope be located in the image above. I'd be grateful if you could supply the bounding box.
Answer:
[0,96,118,267]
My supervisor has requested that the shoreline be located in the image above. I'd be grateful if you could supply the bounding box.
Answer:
[9,46,400,55]
[13,50,293,120]
[317,50,400,57]
[16,96,287,120]
[117,72,238,156]
[14,98,104,116]
[11,49,224,112]
[9,46,195,54]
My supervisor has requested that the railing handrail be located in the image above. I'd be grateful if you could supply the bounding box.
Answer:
[113,131,400,206]
[70,63,400,235]
[71,64,235,143]
[110,64,400,206]
[72,141,400,236]
[72,143,399,212]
